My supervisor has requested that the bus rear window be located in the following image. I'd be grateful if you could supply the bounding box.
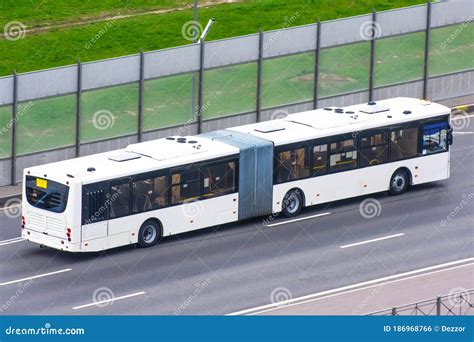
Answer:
[25,176,69,213]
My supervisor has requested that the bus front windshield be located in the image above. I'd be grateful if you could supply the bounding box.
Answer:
[25,176,69,213]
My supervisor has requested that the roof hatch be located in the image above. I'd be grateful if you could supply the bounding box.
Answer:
[359,102,390,114]
[108,152,142,162]
[254,122,286,133]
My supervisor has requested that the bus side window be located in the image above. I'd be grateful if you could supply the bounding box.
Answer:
[203,161,237,198]
[132,175,168,213]
[390,127,418,161]
[84,190,106,225]
[329,137,357,173]
[421,122,449,155]
[171,166,201,204]
[276,147,310,183]
[359,131,389,168]
[312,144,328,176]
[109,182,130,219]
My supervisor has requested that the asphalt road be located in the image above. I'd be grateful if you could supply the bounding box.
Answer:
[0,115,472,315]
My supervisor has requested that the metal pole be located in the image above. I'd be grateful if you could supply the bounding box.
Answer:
[256,28,263,122]
[190,0,198,131]
[75,59,82,158]
[11,70,18,185]
[368,9,377,102]
[436,296,441,315]
[138,50,145,142]
[423,2,432,100]
[197,40,204,134]
[313,18,321,110]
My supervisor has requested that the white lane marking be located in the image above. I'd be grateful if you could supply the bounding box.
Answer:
[72,291,146,310]
[228,257,474,315]
[0,237,23,243]
[0,238,24,246]
[241,263,474,315]
[451,113,474,120]
[265,212,331,227]
[452,145,474,151]
[0,268,72,286]
[453,131,474,135]
[0,204,21,212]
[339,233,405,249]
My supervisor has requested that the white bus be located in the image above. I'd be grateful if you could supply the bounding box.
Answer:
[21,97,453,252]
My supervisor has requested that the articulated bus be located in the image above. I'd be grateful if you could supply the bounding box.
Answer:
[21,97,453,252]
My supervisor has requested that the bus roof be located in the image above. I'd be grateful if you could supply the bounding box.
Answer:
[24,135,239,185]
[228,97,450,146]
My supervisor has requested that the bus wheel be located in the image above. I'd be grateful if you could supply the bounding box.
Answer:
[138,220,161,248]
[282,189,303,218]
[389,169,409,195]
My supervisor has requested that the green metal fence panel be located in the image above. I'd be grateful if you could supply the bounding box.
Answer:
[143,73,196,131]
[0,105,12,158]
[16,95,75,155]
[429,23,474,77]
[261,53,315,109]
[374,32,426,87]
[319,42,371,98]
[202,63,257,120]
[80,83,139,143]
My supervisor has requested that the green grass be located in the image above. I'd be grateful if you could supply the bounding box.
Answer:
[320,42,371,97]
[16,95,76,155]
[0,106,12,158]
[203,63,257,119]
[0,0,427,76]
[143,73,196,130]
[81,83,139,143]
[262,53,315,108]
[429,24,474,75]
[0,0,193,28]
[375,32,425,87]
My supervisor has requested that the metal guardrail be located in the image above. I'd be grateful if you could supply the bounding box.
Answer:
[368,289,474,316]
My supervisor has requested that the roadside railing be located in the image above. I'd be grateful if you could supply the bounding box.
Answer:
[368,289,474,316]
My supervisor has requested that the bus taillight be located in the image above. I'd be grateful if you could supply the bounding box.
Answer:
[21,216,26,228]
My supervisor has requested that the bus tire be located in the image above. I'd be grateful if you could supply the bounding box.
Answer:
[282,189,303,218]
[137,220,161,248]
[389,169,409,195]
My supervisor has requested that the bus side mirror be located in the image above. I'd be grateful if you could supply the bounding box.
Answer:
[447,128,453,146]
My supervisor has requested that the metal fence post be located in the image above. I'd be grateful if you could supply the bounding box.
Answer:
[368,9,377,102]
[436,296,441,315]
[138,50,145,142]
[313,18,321,110]
[423,1,432,100]
[75,59,82,158]
[256,28,263,122]
[11,70,18,186]
[197,40,205,134]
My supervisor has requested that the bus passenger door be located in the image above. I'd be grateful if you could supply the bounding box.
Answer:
[82,182,108,241]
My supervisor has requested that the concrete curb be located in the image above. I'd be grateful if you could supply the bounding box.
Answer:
[452,103,474,115]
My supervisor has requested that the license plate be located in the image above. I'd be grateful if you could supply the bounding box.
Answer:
[36,178,48,189]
